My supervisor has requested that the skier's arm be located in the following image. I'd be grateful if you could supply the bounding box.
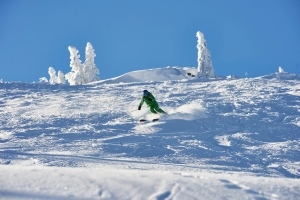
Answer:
[138,97,144,110]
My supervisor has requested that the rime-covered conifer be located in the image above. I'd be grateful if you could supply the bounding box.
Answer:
[83,42,100,82]
[196,31,215,78]
[65,46,84,85]
[48,67,59,84]
[58,70,66,84]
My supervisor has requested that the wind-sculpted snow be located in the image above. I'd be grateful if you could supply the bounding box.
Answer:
[94,66,197,84]
[0,71,300,199]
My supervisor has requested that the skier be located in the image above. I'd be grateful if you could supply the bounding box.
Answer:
[138,90,166,115]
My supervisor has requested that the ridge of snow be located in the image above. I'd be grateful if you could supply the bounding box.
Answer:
[92,66,199,84]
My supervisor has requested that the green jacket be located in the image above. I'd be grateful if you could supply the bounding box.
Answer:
[139,92,158,108]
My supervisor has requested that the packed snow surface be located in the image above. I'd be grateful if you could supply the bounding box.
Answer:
[1,67,300,199]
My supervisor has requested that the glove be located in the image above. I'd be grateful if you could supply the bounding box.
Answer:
[138,105,141,110]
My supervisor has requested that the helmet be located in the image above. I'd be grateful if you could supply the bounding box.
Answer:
[143,90,148,96]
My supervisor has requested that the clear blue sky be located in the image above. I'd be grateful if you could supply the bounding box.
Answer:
[1,0,299,82]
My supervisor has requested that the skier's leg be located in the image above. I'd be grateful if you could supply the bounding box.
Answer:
[156,108,165,114]
[153,105,166,114]
[149,106,158,114]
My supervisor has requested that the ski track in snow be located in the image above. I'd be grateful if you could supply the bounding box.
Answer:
[0,71,300,199]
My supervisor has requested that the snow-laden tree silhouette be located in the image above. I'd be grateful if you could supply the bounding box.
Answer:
[65,46,85,85]
[57,70,66,84]
[83,42,100,83]
[196,31,215,78]
[48,67,58,84]
[48,67,65,84]
[65,43,100,85]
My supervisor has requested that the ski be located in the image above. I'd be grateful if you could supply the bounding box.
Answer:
[139,118,159,122]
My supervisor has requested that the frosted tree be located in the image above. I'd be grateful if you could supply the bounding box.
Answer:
[278,66,285,73]
[83,42,100,83]
[58,70,66,84]
[48,67,59,84]
[196,31,215,78]
[48,67,65,84]
[39,77,48,83]
[65,46,85,85]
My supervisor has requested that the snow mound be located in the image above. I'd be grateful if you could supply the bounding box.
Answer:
[93,66,198,84]
[261,72,300,80]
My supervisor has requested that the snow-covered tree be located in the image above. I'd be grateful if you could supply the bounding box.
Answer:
[278,66,285,73]
[196,31,215,78]
[83,42,100,83]
[39,77,48,83]
[65,43,100,85]
[48,67,65,84]
[58,70,66,84]
[65,46,85,85]
[48,67,59,84]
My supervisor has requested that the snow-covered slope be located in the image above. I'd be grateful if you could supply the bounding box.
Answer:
[1,67,300,199]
